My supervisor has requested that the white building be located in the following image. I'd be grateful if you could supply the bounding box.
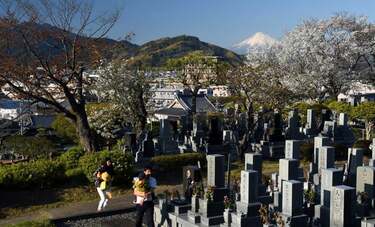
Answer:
[338,82,375,105]
[210,85,231,97]
[0,99,29,120]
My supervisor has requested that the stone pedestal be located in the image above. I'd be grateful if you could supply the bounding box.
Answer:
[280,213,308,227]
[230,212,261,227]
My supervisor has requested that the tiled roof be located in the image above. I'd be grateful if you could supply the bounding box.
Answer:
[154,108,187,117]
[177,93,217,113]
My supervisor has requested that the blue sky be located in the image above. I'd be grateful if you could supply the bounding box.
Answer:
[97,0,375,48]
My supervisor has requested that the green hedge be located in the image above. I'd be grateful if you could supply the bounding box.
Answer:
[58,146,84,169]
[0,159,65,189]
[65,168,87,184]
[78,150,134,185]
[0,149,134,189]
[150,153,206,170]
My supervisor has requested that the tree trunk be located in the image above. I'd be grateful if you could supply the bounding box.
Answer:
[365,120,373,141]
[74,110,97,152]
[137,89,148,132]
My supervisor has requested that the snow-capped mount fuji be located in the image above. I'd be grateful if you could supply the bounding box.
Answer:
[232,32,278,54]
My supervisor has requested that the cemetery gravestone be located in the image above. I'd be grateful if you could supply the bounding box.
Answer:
[330,185,357,227]
[318,146,335,173]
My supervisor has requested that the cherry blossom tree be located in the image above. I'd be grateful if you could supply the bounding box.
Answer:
[0,0,120,152]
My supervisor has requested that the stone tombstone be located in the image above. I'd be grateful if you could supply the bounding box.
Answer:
[306,109,317,130]
[319,109,332,131]
[322,121,336,138]
[356,166,375,198]
[269,111,284,142]
[208,117,223,145]
[286,109,303,140]
[244,153,262,183]
[321,168,343,207]
[338,113,348,126]
[207,154,225,187]
[362,219,375,227]
[142,138,155,158]
[318,146,335,173]
[348,148,364,174]
[370,138,375,167]
[223,130,232,143]
[314,136,331,166]
[285,140,301,160]
[159,119,172,138]
[124,132,137,151]
[193,113,207,137]
[330,185,356,227]
[240,170,258,204]
[279,159,299,182]
[282,180,303,216]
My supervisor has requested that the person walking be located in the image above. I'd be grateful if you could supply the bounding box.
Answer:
[134,165,157,227]
[94,158,114,211]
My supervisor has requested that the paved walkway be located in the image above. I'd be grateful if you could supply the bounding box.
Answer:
[0,184,182,226]
[0,194,134,226]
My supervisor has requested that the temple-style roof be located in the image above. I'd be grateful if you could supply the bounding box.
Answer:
[154,91,217,119]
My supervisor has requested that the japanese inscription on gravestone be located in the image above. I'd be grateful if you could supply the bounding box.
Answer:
[332,189,342,225]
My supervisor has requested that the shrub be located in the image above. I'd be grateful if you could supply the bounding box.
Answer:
[353,140,371,157]
[2,135,56,160]
[65,168,87,184]
[150,153,206,171]
[51,114,77,143]
[59,146,84,169]
[78,150,134,185]
[0,159,65,189]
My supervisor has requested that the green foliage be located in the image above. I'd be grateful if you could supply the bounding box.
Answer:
[304,189,316,204]
[0,159,65,189]
[326,101,353,117]
[352,102,375,122]
[150,153,206,171]
[353,140,372,157]
[65,168,87,184]
[51,115,77,143]
[78,150,134,185]
[288,102,328,124]
[58,146,84,169]
[1,135,56,159]
[126,35,242,68]
[300,142,314,162]
[5,220,55,227]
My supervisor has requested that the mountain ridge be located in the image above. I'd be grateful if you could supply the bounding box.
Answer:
[0,23,244,67]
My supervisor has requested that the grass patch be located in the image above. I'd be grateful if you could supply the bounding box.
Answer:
[5,219,55,227]
[230,160,280,180]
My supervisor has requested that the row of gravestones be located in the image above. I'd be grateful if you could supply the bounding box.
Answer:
[154,137,375,227]
[254,109,355,159]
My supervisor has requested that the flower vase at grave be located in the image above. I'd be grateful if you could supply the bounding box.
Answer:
[191,195,199,213]
[223,208,232,224]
